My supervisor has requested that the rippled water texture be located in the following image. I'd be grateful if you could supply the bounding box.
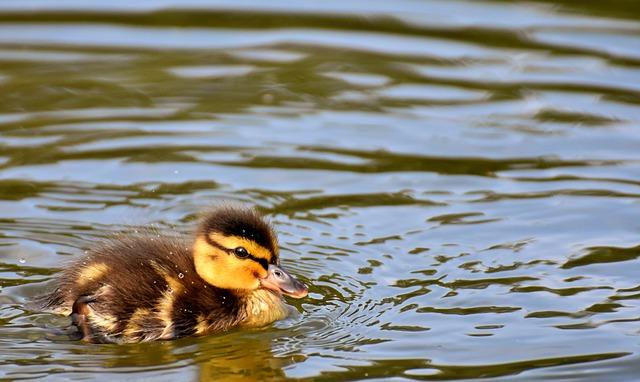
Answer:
[1,1,640,380]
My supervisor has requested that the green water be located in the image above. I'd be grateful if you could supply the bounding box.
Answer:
[1,0,640,380]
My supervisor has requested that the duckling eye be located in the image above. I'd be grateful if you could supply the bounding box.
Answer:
[233,247,249,259]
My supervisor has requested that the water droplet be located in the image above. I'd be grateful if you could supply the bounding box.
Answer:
[18,258,26,264]
[178,272,184,279]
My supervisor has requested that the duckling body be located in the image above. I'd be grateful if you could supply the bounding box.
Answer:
[40,206,307,343]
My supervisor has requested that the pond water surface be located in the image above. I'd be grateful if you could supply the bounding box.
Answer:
[1,1,640,381]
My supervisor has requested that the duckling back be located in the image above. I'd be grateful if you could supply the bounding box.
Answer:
[41,234,243,343]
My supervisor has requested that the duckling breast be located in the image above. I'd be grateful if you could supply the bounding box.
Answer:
[239,289,292,328]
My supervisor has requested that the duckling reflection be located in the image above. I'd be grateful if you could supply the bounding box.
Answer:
[38,205,308,343]
[95,330,301,381]
[197,331,303,382]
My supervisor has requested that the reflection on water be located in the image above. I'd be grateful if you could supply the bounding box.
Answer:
[1,0,640,380]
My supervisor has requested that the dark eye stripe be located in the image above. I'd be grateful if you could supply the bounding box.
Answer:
[205,236,269,271]
[248,255,269,271]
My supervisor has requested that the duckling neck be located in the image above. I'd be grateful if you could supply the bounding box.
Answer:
[238,289,290,328]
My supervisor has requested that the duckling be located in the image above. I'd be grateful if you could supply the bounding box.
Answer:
[40,205,308,343]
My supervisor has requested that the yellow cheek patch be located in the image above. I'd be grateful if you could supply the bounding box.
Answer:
[193,237,263,290]
[76,263,109,287]
[208,233,274,262]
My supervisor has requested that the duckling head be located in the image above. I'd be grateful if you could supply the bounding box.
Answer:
[193,205,308,298]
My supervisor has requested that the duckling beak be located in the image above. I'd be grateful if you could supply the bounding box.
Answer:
[260,264,308,299]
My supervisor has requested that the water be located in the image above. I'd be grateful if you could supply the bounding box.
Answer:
[1,1,640,380]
